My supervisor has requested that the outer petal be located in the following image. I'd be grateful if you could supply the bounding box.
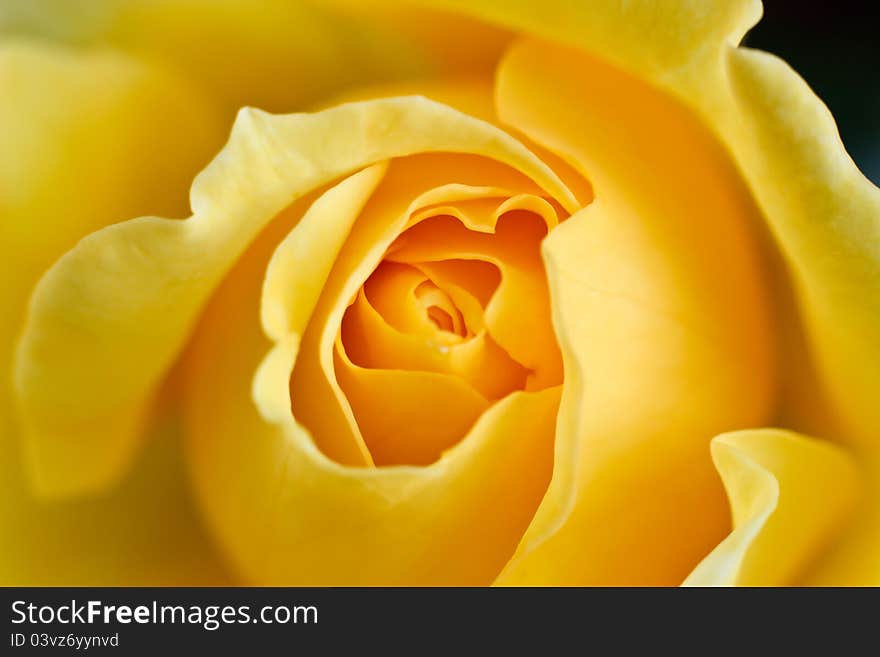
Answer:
[1,40,222,411]
[402,0,760,81]
[410,0,880,582]
[722,53,880,585]
[0,41,228,584]
[684,430,859,586]
[318,1,514,78]
[0,0,419,113]
[0,41,220,581]
[0,386,232,585]
[492,41,775,585]
[13,96,575,498]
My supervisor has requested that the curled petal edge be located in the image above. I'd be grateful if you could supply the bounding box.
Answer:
[684,429,860,586]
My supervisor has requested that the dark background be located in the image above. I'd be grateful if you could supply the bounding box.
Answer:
[747,0,879,183]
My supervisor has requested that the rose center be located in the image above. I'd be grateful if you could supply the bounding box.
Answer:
[333,197,565,466]
[416,281,469,338]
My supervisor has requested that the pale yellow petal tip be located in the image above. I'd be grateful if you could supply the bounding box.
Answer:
[260,162,388,341]
[684,429,861,586]
[681,436,779,587]
[252,336,300,425]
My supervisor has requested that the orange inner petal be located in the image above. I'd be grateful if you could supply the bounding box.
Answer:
[289,153,563,467]
[342,283,528,400]
[385,210,564,390]
[334,189,566,465]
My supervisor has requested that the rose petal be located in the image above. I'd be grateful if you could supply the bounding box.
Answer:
[413,259,500,309]
[0,41,227,584]
[684,429,859,586]
[341,287,527,403]
[318,76,594,207]
[722,50,880,582]
[406,194,560,234]
[394,0,759,79]
[252,164,387,457]
[803,464,880,585]
[1,382,231,585]
[318,1,514,78]
[260,164,388,346]
[363,262,443,337]
[2,0,437,115]
[493,41,776,585]
[0,40,222,422]
[334,343,491,465]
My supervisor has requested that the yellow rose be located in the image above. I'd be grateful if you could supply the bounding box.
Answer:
[2,1,878,586]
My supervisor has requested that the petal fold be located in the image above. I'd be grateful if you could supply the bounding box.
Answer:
[684,429,860,586]
[0,38,223,495]
[260,163,388,341]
